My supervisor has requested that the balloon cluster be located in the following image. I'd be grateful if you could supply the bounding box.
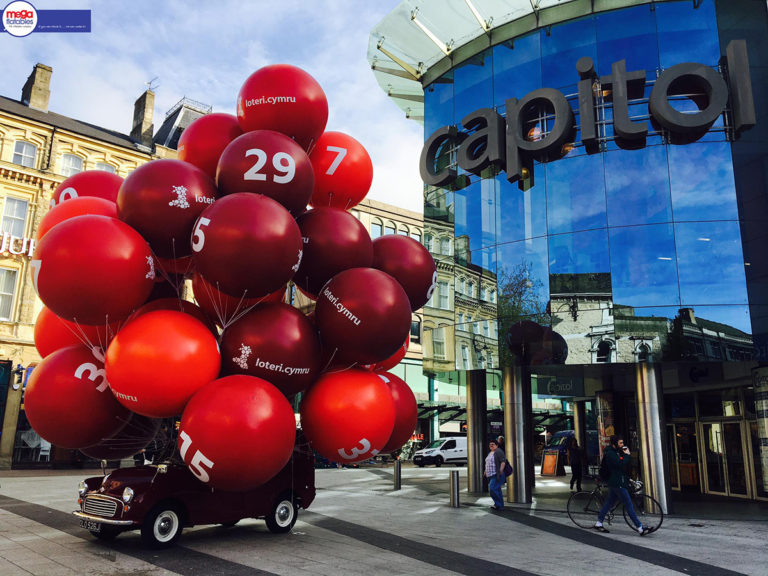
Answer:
[26,65,435,491]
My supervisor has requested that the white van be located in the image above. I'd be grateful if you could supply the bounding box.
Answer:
[412,437,467,467]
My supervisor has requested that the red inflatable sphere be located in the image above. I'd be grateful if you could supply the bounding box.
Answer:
[300,369,395,463]
[315,268,411,365]
[362,335,409,372]
[34,306,118,358]
[80,413,162,460]
[377,372,418,454]
[372,235,437,311]
[216,130,314,216]
[236,64,328,152]
[105,310,221,418]
[117,159,218,258]
[191,272,284,328]
[51,170,123,208]
[294,207,373,297]
[24,345,130,449]
[178,113,243,179]
[124,297,216,335]
[220,303,320,396]
[309,131,373,209]
[37,197,117,240]
[179,375,296,491]
[32,215,155,325]
[191,193,302,299]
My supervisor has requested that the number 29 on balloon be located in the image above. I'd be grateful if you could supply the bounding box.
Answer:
[179,430,215,482]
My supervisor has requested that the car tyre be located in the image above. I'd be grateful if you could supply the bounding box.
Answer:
[435,456,444,467]
[417,463,425,468]
[141,504,183,548]
[265,495,297,533]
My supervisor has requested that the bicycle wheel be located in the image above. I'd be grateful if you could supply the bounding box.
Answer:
[567,491,603,528]
[623,494,664,531]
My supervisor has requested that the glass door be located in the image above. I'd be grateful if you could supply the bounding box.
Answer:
[701,421,749,497]
[667,422,699,492]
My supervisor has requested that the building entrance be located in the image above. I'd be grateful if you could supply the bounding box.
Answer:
[666,422,699,492]
[701,421,750,498]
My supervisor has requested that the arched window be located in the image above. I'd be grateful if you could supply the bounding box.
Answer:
[61,154,83,177]
[637,343,651,362]
[398,225,409,236]
[384,222,396,235]
[95,162,116,173]
[596,340,613,363]
[13,141,37,168]
[371,219,383,239]
[410,230,422,243]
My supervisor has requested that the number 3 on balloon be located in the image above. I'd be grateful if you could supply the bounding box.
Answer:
[179,430,215,482]
[191,217,210,252]
[338,437,373,460]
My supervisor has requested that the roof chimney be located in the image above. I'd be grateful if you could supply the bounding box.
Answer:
[679,308,696,325]
[21,63,52,112]
[130,89,155,147]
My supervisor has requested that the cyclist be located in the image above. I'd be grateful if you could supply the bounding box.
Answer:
[594,434,653,536]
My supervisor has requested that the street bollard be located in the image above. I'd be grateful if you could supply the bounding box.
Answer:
[449,469,460,507]
[394,459,402,490]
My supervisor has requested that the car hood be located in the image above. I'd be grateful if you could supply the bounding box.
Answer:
[95,466,161,495]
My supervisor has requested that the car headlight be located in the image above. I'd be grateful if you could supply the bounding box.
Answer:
[122,486,134,504]
[78,480,87,497]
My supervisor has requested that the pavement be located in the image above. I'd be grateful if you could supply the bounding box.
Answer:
[0,463,767,576]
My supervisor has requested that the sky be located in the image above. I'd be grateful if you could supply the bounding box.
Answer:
[0,0,425,213]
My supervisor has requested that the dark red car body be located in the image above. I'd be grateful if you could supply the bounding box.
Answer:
[73,436,315,547]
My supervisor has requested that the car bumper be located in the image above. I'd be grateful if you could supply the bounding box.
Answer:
[73,510,135,526]
[413,456,436,465]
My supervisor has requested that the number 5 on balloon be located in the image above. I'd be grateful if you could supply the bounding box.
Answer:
[179,430,215,482]
[191,217,211,252]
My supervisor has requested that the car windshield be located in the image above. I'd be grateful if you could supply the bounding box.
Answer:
[426,440,445,449]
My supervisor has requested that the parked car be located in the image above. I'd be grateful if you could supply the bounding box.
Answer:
[412,436,467,467]
[73,434,315,548]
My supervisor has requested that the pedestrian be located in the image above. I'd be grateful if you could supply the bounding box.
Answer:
[594,434,653,536]
[484,439,508,511]
[568,436,583,492]
[496,435,505,449]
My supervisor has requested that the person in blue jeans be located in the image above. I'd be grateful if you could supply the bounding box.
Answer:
[484,439,508,510]
[594,434,653,536]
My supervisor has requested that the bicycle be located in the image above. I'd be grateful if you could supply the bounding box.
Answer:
[567,476,664,532]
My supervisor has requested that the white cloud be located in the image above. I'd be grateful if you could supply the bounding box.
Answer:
[0,0,424,212]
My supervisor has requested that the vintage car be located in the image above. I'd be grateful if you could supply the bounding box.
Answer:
[73,436,315,548]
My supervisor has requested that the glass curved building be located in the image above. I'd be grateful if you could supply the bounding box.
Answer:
[370,0,768,505]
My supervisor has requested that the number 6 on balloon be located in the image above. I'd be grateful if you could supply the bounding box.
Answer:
[179,430,215,483]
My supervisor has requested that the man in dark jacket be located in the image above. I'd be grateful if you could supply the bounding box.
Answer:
[594,435,653,536]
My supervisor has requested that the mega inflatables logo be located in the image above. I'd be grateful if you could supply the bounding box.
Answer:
[2,1,37,36]
[420,39,756,190]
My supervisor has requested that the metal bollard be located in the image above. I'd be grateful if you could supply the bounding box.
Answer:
[449,469,460,507]
[393,459,402,490]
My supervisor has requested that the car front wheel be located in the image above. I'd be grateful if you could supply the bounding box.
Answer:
[265,496,297,533]
[141,505,183,548]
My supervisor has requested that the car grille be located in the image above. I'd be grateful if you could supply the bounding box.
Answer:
[83,496,119,518]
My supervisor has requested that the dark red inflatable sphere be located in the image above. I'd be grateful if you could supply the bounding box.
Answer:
[178,113,243,179]
[378,372,418,454]
[295,207,373,297]
[372,235,437,311]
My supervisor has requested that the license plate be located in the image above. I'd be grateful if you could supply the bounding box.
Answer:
[79,518,101,532]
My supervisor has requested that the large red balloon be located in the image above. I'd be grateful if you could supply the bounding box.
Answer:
[178,113,243,179]
[105,310,221,418]
[377,372,418,453]
[236,64,328,152]
[362,335,409,372]
[80,413,162,460]
[51,170,123,207]
[191,272,284,328]
[24,345,130,449]
[315,268,411,365]
[34,306,117,358]
[124,297,217,335]
[117,159,218,258]
[179,375,296,491]
[220,303,320,396]
[216,130,314,216]
[309,131,373,209]
[372,235,437,311]
[300,369,395,463]
[294,207,373,297]
[32,215,155,325]
[191,193,303,299]
[37,196,117,240]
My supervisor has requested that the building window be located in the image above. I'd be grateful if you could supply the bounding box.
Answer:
[433,327,446,359]
[458,277,465,295]
[473,321,481,335]
[95,162,116,173]
[410,230,422,243]
[398,226,409,236]
[410,318,421,344]
[490,290,496,303]
[384,223,396,235]
[0,268,17,320]
[457,312,464,326]
[461,345,470,369]
[468,282,475,298]
[477,353,486,370]
[13,141,37,168]
[480,286,487,301]
[1,198,28,237]
[371,220,383,239]
[440,237,451,255]
[637,343,651,362]
[438,281,449,309]
[61,154,83,177]
[483,320,490,337]
[596,340,613,363]
[424,233,433,252]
